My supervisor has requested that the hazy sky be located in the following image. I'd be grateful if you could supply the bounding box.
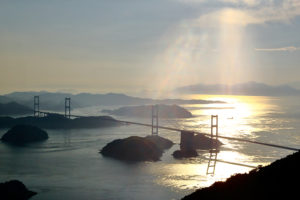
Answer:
[1,0,300,96]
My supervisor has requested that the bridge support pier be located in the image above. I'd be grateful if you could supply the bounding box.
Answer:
[180,131,194,150]
[151,105,158,136]
[207,115,219,175]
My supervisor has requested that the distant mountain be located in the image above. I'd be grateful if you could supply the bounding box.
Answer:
[175,82,300,96]
[0,96,13,104]
[4,91,76,111]
[287,81,300,90]
[102,104,193,118]
[2,92,225,112]
[0,102,32,115]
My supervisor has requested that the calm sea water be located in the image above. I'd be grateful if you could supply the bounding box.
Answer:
[1,95,300,200]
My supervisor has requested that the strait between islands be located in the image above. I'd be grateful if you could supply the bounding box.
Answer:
[0,107,299,199]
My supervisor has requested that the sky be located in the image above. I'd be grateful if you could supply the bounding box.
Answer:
[0,0,300,97]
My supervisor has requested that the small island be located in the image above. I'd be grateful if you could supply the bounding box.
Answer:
[145,135,174,150]
[193,133,223,149]
[173,149,198,159]
[0,180,37,200]
[172,132,223,159]
[102,104,193,118]
[100,136,163,162]
[100,135,173,162]
[1,125,48,145]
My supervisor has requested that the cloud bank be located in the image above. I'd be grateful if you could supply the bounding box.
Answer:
[177,0,300,26]
[175,82,300,96]
[255,46,300,52]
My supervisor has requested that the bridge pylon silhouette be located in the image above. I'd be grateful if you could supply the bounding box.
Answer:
[34,96,40,117]
[65,97,71,119]
[151,104,158,136]
[207,115,219,175]
[33,96,71,118]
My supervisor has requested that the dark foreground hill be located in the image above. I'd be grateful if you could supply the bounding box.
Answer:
[0,180,37,200]
[102,104,193,118]
[0,114,120,129]
[182,150,300,200]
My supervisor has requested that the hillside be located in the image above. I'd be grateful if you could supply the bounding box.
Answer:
[0,102,32,115]
[182,150,300,200]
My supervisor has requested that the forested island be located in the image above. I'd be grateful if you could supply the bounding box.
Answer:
[0,114,120,129]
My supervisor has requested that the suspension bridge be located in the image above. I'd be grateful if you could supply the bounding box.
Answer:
[32,96,300,175]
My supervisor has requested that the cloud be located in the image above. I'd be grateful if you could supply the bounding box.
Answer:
[220,0,260,6]
[175,82,300,96]
[177,0,300,26]
[255,46,300,52]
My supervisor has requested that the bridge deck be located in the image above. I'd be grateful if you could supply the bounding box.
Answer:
[38,111,299,152]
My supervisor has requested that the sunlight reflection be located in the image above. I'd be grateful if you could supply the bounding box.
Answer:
[153,94,278,191]
[156,151,267,191]
[182,95,279,138]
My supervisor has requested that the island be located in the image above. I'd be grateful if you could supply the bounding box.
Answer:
[0,180,37,200]
[1,125,48,145]
[100,135,173,162]
[182,150,300,200]
[102,104,193,118]
[145,135,174,150]
[172,132,223,159]
[0,114,120,129]
[100,136,163,161]
[173,149,198,159]
[193,133,223,149]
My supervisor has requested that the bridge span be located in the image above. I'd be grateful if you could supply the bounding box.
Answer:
[32,96,300,175]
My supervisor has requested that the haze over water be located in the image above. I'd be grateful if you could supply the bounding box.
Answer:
[1,94,299,200]
[1,1,300,198]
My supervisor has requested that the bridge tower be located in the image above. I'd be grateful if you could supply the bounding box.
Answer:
[207,115,219,175]
[151,104,158,136]
[210,115,218,141]
[34,96,40,117]
[65,97,71,119]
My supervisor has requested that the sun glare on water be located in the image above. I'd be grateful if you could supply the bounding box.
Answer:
[183,94,278,138]
[158,94,279,190]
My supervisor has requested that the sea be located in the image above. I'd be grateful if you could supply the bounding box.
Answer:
[1,95,300,200]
